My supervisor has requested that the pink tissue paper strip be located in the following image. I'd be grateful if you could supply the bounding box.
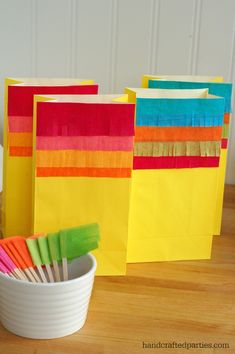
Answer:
[36,136,134,151]
[8,115,32,133]
[0,246,16,271]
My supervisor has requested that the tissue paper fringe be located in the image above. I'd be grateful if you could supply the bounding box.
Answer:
[134,141,221,157]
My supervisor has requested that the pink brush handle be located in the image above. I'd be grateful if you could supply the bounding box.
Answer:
[0,260,11,274]
[0,246,16,271]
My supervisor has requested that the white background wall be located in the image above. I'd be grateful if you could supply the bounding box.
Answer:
[0,0,234,183]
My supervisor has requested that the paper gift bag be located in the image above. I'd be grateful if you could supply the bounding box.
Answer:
[143,75,232,235]
[32,94,135,275]
[2,78,98,238]
[125,88,225,263]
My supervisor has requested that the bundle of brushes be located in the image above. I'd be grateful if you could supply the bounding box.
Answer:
[0,223,100,283]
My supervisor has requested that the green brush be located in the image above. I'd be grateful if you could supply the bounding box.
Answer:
[47,232,61,282]
[26,237,48,283]
[60,223,100,280]
[37,235,54,282]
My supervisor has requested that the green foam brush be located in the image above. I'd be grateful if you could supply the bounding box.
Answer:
[37,235,54,282]
[47,232,61,282]
[60,223,100,280]
[26,236,48,283]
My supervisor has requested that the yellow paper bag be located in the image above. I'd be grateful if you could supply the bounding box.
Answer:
[2,78,98,237]
[125,87,224,262]
[141,75,232,236]
[32,94,135,275]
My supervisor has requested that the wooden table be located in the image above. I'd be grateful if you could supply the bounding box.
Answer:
[0,185,235,354]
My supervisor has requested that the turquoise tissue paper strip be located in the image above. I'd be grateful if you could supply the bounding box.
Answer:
[136,97,225,127]
[148,80,232,113]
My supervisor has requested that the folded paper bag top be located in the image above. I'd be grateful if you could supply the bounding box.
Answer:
[141,74,223,88]
[126,87,209,99]
[147,80,232,114]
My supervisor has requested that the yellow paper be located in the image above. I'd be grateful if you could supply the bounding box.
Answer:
[3,157,32,237]
[127,235,213,263]
[2,79,97,237]
[129,168,218,236]
[112,94,129,103]
[214,149,227,235]
[33,177,131,275]
[127,169,218,262]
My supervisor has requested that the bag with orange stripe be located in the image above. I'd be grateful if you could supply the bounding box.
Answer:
[31,94,135,276]
[126,76,232,263]
[3,78,98,238]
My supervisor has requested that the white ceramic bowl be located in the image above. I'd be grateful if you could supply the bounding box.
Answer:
[0,253,96,339]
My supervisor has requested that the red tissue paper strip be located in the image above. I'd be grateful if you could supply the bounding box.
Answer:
[221,139,228,149]
[8,84,98,116]
[133,156,220,169]
[36,102,135,137]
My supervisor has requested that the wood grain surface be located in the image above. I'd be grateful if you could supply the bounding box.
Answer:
[0,185,234,354]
